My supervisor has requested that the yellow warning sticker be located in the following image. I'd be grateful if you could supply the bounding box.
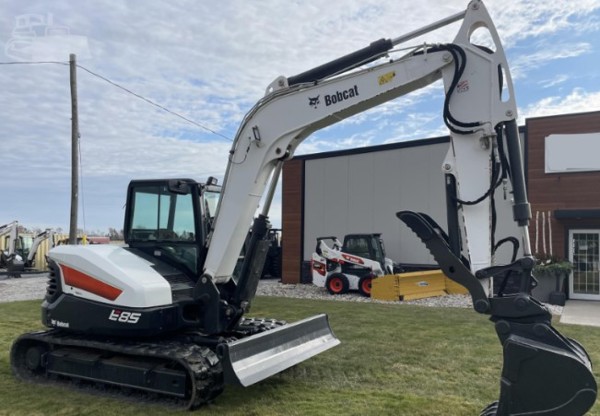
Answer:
[378,71,396,86]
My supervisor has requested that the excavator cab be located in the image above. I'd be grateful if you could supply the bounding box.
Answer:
[123,178,214,277]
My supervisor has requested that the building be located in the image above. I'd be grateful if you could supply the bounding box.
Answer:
[526,110,600,300]
[282,110,600,301]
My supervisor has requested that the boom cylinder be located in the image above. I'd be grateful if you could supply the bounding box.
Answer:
[503,120,532,256]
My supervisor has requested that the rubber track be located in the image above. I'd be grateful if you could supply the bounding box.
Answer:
[11,330,223,410]
[11,317,286,410]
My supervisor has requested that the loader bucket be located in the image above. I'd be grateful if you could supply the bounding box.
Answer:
[219,314,339,387]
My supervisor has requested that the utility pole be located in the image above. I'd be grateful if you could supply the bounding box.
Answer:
[69,53,79,245]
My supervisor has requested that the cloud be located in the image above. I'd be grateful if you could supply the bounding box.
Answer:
[510,42,592,79]
[519,88,600,121]
[488,1,600,46]
[1,0,600,232]
[538,74,570,88]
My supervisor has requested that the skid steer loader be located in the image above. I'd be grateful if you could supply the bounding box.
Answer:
[311,234,394,296]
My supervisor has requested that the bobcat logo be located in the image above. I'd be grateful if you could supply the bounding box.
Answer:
[308,95,320,109]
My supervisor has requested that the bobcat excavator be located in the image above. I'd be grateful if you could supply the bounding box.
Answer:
[11,1,597,414]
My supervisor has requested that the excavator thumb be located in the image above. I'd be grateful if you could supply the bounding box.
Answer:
[397,210,597,416]
[219,314,340,387]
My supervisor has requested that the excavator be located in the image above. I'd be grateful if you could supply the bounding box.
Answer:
[0,221,19,268]
[1,224,55,276]
[11,1,597,414]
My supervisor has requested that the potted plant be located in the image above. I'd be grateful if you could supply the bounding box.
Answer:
[532,254,572,305]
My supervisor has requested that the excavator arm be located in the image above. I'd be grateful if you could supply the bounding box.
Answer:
[205,1,506,282]
[26,229,54,265]
[199,0,596,414]
[0,221,19,261]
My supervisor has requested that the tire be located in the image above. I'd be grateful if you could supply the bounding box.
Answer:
[358,275,373,297]
[270,252,282,278]
[325,273,349,295]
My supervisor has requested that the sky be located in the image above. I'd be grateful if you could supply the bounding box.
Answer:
[1,0,600,234]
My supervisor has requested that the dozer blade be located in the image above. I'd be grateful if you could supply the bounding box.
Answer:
[219,313,339,387]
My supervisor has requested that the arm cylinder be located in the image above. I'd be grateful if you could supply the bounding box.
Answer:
[287,38,393,86]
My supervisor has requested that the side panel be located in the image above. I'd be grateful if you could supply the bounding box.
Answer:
[48,245,172,308]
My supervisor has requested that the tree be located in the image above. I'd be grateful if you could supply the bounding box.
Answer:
[108,228,124,241]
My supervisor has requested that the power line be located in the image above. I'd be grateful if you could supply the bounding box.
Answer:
[76,64,233,141]
[0,60,68,66]
[0,60,233,142]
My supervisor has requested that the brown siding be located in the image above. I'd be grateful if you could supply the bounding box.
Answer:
[281,159,304,283]
[527,111,600,258]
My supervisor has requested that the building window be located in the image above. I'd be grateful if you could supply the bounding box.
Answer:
[570,230,600,299]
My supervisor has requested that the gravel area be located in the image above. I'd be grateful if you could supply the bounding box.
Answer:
[256,279,564,315]
[0,274,563,315]
[0,273,49,302]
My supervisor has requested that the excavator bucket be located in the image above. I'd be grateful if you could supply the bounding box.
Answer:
[219,314,340,387]
[398,211,597,415]
[485,317,597,415]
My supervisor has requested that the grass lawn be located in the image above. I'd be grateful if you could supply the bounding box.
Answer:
[1,297,599,416]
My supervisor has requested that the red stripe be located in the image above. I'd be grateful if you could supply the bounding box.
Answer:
[60,264,122,301]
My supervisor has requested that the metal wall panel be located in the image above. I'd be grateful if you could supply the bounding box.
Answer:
[302,140,521,267]
[303,142,448,265]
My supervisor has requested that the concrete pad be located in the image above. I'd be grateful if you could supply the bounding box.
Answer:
[560,300,600,327]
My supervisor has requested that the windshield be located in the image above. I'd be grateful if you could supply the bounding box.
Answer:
[129,185,196,242]
[127,184,199,274]
[203,190,221,218]
[19,235,33,250]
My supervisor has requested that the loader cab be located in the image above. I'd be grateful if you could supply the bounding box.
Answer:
[123,178,221,277]
[342,233,387,271]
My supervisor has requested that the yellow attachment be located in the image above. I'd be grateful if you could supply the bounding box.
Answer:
[445,276,469,295]
[371,269,467,301]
